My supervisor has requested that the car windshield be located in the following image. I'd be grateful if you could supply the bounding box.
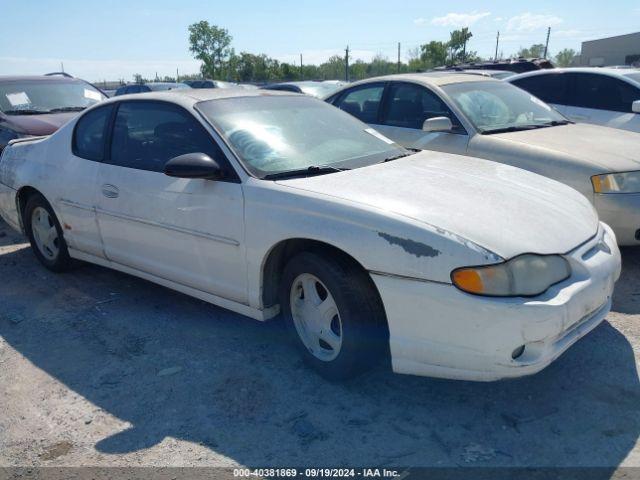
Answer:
[147,83,190,91]
[0,80,106,115]
[196,95,405,178]
[298,83,342,98]
[442,80,568,133]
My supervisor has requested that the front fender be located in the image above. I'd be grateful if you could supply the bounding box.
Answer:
[243,180,501,310]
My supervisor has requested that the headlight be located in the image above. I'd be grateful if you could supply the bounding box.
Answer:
[451,254,570,297]
[592,171,640,194]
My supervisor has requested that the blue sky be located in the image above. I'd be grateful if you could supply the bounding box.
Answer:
[1,0,638,80]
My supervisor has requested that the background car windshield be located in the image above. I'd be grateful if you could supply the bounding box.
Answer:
[0,80,105,114]
[442,81,566,133]
[197,96,404,176]
[299,83,341,98]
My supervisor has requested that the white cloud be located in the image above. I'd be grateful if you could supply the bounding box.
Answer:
[427,11,491,28]
[413,18,428,26]
[506,13,563,32]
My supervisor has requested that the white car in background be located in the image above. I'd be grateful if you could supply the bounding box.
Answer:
[508,68,640,133]
[0,89,620,381]
[326,73,640,245]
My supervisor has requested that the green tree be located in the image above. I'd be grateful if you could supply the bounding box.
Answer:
[555,48,577,67]
[517,44,546,58]
[420,41,448,69]
[449,28,473,63]
[188,21,232,79]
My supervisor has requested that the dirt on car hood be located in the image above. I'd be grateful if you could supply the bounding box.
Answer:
[3,111,78,136]
[278,151,598,258]
[487,123,640,172]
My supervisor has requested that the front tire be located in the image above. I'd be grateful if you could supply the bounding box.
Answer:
[280,251,387,381]
[24,194,74,272]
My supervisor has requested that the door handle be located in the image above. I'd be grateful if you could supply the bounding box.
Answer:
[101,184,119,199]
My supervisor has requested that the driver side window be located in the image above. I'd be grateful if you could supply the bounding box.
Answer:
[383,83,463,132]
[108,101,221,172]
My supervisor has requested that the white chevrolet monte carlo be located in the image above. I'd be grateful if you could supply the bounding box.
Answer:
[0,89,621,381]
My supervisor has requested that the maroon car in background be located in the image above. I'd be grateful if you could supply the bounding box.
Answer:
[0,74,106,151]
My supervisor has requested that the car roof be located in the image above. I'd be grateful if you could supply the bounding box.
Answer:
[350,72,497,88]
[99,87,298,107]
[0,75,85,83]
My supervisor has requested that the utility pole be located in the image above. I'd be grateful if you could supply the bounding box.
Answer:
[397,42,401,73]
[345,45,350,82]
[300,54,303,80]
[494,31,500,61]
[544,27,551,58]
[176,67,179,82]
[60,61,64,73]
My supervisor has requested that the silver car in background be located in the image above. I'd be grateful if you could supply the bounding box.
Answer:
[508,68,640,133]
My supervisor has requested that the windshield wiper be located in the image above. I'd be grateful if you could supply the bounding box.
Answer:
[481,125,547,135]
[482,120,573,135]
[3,109,52,115]
[47,106,87,113]
[262,165,349,180]
[382,151,416,162]
[539,119,573,126]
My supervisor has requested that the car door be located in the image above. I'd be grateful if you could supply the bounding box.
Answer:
[373,82,469,154]
[56,103,114,258]
[509,72,571,116]
[95,100,247,303]
[564,73,640,132]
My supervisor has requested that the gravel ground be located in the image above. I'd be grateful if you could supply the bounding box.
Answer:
[0,217,638,469]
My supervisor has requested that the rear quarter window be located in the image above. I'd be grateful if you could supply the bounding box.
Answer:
[72,104,113,161]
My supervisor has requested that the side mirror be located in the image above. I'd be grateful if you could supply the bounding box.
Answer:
[632,100,640,114]
[422,116,453,133]
[164,152,224,180]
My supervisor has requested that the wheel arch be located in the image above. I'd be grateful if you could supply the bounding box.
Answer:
[260,238,387,321]
[15,185,44,232]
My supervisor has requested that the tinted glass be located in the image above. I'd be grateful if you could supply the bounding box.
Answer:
[511,73,569,104]
[384,82,461,131]
[443,81,566,133]
[109,101,218,172]
[0,80,105,114]
[73,104,113,161]
[335,85,384,123]
[197,95,404,177]
[570,73,640,112]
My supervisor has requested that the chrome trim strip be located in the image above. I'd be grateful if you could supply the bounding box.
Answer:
[369,270,451,285]
[96,207,240,246]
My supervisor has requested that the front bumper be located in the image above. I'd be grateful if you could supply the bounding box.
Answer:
[371,223,621,381]
[594,193,640,246]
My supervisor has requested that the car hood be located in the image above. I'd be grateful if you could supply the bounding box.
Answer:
[277,151,598,258]
[2,112,78,136]
[488,123,640,172]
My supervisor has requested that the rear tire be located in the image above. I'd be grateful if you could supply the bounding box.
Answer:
[24,193,74,272]
[280,251,387,381]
